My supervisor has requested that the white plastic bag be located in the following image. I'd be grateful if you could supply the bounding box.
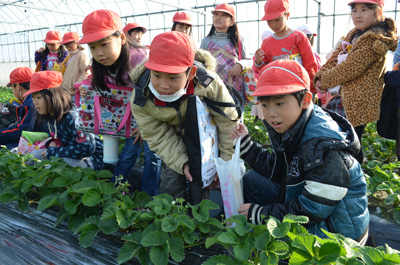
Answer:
[215,137,245,219]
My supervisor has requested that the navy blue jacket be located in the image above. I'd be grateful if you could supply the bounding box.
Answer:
[384,70,400,107]
[240,105,369,241]
[0,95,41,148]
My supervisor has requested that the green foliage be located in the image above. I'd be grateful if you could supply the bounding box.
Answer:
[243,104,270,147]
[0,86,14,104]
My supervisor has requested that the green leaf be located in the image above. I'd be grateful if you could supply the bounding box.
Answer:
[282,214,309,224]
[393,207,400,224]
[206,217,225,230]
[71,180,99,193]
[153,198,172,216]
[168,237,184,263]
[359,246,384,265]
[68,212,86,233]
[317,241,341,264]
[18,197,29,212]
[52,176,70,187]
[117,242,139,264]
[122,231,142,244]
[218,231,239,244]
[203,255,234,265]
[0,192,19,203]
[137,246,151,265]
[227,215,251,236]
[175,214,195,229]
[161,216,179,232]
[191,199,218,222]
[141,231,169,247]
[233,241,251,262]
[254,231,271,251]
[81,188,102,207]
[150,246,169,265]
[37,194,59,211]
[100,205,118,220]
[97,169,113,179]
[260,252,279,265]
[267,216,290,238]
[383,252,400,263]
[116,208,137,229]
[64,197,81,214]
[292,234,316,256]
[56,208,69,227]
[79,223,100,248]
[97,217,120,235]
[269,240,289,256]
[183,229,198,244]
[199,222,210,233]
[289,249,313,265]
[205,236,219,249]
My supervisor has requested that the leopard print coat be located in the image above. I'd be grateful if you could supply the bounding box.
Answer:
[314,27,397,127]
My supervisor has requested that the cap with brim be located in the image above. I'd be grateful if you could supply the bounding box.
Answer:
[23,71,63,98]
[7,67,34,87]
[78,9,122,44]
[173,11,193,26]
[253,60,310,97]
[211,3,235,20]
[145,31,195,74]
[43,30,62,44]
[123,23,147,35]
[348,0,384,8]
[261,0,290,21]
[60,32,80,44]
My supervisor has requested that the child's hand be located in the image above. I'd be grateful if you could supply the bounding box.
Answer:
[230,124,249,140]
[131,127,143,146]
[183,162,193,182]
[238,203,251,217]
[49,142,58,147]
[394,63,400,71]
[255,48,265,65]
[41,150,47,158]
[79,85,88,98]
[36,47,45,53]
[229,63,242,77]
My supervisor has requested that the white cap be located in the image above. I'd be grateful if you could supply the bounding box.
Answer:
[297,24,317,36]
[261,30,273,41]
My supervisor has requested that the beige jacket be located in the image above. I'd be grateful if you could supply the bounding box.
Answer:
[130,49,239,174]
[61,49,90,92]
[314,27,397,127]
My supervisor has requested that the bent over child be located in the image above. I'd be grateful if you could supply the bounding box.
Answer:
[131,31,239,204]
[231,60,369,244]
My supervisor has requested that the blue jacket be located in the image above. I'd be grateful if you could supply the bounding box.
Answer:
[43,110,104,170]
[384,70,400,107]
[0,95,41,148]
[240,105,369,241]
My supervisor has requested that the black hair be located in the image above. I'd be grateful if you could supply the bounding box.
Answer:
[91,31,130,92]
[306,34,315,46]
[13,82,30,90]
[258,90,307,107]
[36,86,73,121]
[128,28,143,35]
[207,14,240,49]
[171,22,193,36]
[41,43,67,63]
[350,3,397,39]
[65,41,84,51]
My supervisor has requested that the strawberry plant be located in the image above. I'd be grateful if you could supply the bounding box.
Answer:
[0,86,14,104]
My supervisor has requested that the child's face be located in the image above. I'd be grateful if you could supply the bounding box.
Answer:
[352,4,378,31]
[64,41,78,52]
[89,34,125,66]
[47,43,61,53]
[150,70,189,96]
[267,14,288,35]
[175,23,191,35]
[128,29,143,44]
[32,92,48,115]
[212,11,234,33]
[260,92,310,134]
[11,84,22,102]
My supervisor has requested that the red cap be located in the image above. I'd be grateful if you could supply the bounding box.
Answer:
[262,0,290,21]
[253,60,310,97]
[23,71,63,98]
[145,31,195,74]
[348,0,384,8]
[123,22,147,35]
[43,30,62,43]
[78,9,122,44]
[60,32,80,44]
[7,67,34,87]
[173,11,193,26]
[212,3,235,20]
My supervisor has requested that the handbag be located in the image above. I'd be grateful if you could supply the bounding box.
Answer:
[215,137,245,219]
[377,83,397,139]
[75,79,136,138]
[53,55,70,75]
[238,41,258,103]
[18,131,51,155]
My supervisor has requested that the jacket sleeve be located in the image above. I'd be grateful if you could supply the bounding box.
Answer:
[248,149,351,225]
[0,104,37,144]
[46,116,96,159]
[35,51,41,65]
[201,75,239,161]
[297,33,318,91]
[384,70,400,87]
[131,92,188,175]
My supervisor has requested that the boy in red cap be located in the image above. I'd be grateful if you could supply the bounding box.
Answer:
[254,0,318,93]
[1,67,43,149]
[123,22,147,46]
[231,60,369,244]
[131,31,240,204]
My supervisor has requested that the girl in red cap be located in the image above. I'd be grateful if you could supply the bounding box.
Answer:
[78,10,161,196]
[200,3,252,102]
[314,0,397,164]
[171,11,193,35]
[25,71,104,170]
[35,30,68,71]
[60,32,90,100]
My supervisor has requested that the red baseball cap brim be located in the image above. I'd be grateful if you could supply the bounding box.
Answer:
[261,12,284,21]
[23,71,63,98]
[253,84,307,97]
[348,0,384,8]
[78,30,116,44]
[144,61,189,74]
[174,19,193,26]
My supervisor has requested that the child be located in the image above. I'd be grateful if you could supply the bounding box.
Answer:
[254,0,318,93]
[78,10,161,196]
[200,3,252,102]
[314,0,397,164]
[35,30,68,71]
[25,71,104,170]
[60,32,90,98]
[231,59,369,244]
[123,22,147,46]
[0,67,42,149]
[171,11,193,35]
[296,24,321,69]
[130,31,239,204]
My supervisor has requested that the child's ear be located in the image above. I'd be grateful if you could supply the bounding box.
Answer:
[286,12,290,19]
[188,66,197,81]
[301,92,312,109]
[120,33,126,45]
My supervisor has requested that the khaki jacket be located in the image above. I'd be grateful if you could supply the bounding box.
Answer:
[130,50,239,174]
[314,27,397,127]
